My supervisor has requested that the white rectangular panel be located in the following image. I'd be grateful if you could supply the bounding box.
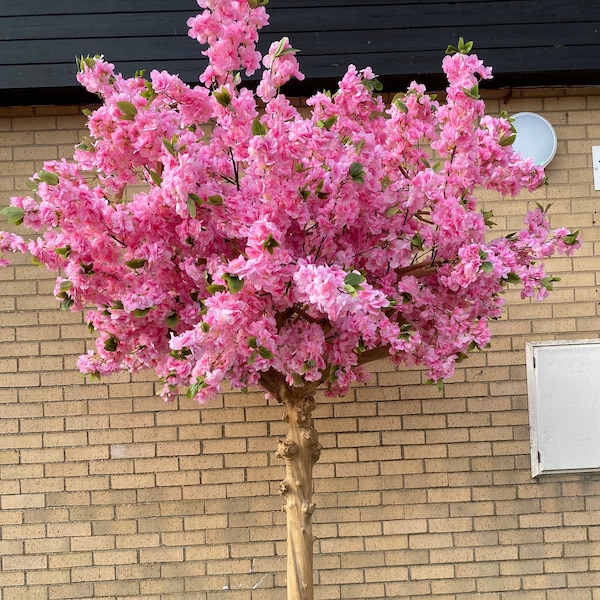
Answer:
[526,339,600,477]
[592,146,600,191]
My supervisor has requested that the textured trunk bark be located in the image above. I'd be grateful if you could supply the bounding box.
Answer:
[276,389,321,600]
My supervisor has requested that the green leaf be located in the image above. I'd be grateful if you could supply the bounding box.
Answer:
[535,201,554,213]
[380,175,392,191]
[163,137,176,156]
[411,232,424,251]
[455,352,469,363]
[317,116,337,130]
[141,81,157,105]
[457,37,474,54]
[206,284,226,295]
[392,93,409,113]
[262,234,280,254]
[344,272,366,288]
[258,346,273,360]
[133,307,151,318]
[38,170,59,186]
[540,276,561,291]
[445,44,458,56]
[273,37,288,59]
[1,205,24,225]
[461,83,480,99]
[173,347,192,360]
[166,312,179,328]
[562,230,580,246]
[399,323,412,340]
[104,336,118,352]
[200,322,210,333]
[362,77,383,93]
[302,359,316,372]
[385,205,400,218]
[125,259,146,270]
[280,47,299,57]
[76,136,95,152]
[60,297,74,311]
[223,273,244,294]
[354,139,366,155]
[328,365,339,382]
[499,133,516,147]
[504,272,521,284]
[272,38,298,59]
[349,161,364,183]
[213,87,231,107]
[148,169,163,186]
[187,378,207,398]
[76,55,98,72]
[207,194,223,206]
[186,195,197,218]
[292,372,305,387]
[59,280,73,293]
[248,336,258,349]
[480,261,494,273]
[320,115,338,130]
[299,187,310,201]
[116,101,138,121]
[81,262,94,274]
[482,209,497,227]
[251,117,267,136]
[55,245,71,258]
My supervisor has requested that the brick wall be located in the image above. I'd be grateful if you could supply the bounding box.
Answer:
[0,89,599,599]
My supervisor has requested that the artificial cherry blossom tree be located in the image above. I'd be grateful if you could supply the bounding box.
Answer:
[0,1,580,598]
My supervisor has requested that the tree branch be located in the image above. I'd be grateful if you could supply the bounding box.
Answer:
[259,368,322,404]
[395,258,442,279]
[355,345,392,366]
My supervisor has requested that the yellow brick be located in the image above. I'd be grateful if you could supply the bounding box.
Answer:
[1,493,45,510]
[43,431,87,447]
[0,573,27,592]
[92,580,140,597]
[138,546,185,564]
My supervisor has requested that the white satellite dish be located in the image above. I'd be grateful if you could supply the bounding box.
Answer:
[511,112,557,167]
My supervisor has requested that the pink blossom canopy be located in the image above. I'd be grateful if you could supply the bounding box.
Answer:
[0,1,580,402]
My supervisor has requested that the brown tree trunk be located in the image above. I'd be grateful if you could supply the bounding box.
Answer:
[276,387,321,600]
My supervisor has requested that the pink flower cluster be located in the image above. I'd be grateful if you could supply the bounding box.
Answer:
[257,37,305,102]
[187,0,269,85]
[0,1,581,403]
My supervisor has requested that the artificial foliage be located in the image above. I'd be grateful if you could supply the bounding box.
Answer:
[0,1,581,597]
